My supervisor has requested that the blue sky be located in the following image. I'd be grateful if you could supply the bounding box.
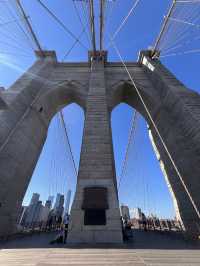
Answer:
[0,0,200,218]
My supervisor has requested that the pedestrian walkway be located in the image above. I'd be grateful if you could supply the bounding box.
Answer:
[0,230,199,265]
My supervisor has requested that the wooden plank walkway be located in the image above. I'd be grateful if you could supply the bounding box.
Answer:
[1,248,200,266]
[0,230,199,266]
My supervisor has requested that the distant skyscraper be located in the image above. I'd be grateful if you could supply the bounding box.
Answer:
[45,200,52,209]
[132,208,142,220]
[39,205,50,223]
[48,196,54,206]
[54,193,64,217]
[64,189,71,216]
[25,200,42,226]
[120,205,130,221]
[30,193,40,205]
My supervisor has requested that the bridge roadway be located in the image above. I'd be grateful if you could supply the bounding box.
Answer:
[0,229,199,265]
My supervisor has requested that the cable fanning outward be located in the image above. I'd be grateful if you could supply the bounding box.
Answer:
[106,0,141,49]
[110,37,200,220]
[59,111,78,178]
[36,0,88,51]
[118,110,138,190]
[72,0,92,47]
[153,0,200,58]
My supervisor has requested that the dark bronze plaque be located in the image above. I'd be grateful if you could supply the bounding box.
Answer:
[82,187,108,210]
[84,209,106,225]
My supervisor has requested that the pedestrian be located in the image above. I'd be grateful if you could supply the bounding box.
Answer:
[63,214,69,243]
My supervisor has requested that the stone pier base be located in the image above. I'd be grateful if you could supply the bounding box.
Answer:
[67,179,123,244]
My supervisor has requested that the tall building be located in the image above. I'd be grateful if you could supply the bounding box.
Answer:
[25,200,42,226]
[48,196,54,207]
[45,200,52,209]
[132,208,142,220]
[64,189,71,216]
[54,193,64,217]
[30,193,40,205]
[120,205,130,221]
[24,193,42,227]
[39,205,50,224]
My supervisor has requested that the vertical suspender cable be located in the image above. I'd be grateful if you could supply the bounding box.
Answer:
[100,0,105,51]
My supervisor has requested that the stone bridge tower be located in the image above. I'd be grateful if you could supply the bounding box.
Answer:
[0,50,199,242]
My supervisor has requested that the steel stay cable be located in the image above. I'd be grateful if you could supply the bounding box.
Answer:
[161,27,200,55]
[118,110,138,190]
[72,0,91,47]
[36,0,88,51]
[62,0,96,62]
[160,4,200,53]
[158,3,200,55]
[162,6,200,48]
[168,16,200,28]
[59,110,78,177]
[176,0,200,3]
[111,39,200,220]
[153,0,178,56]
[62,28,86,61]
[106,0,141,49]
[81,0,93,43]
[0,16,29,27]
[7,1,37,51]
[103,0,115,45]
[0,37,33,54]
[0,11,33,52]
[160,48,200,57]
[57,112,71,195]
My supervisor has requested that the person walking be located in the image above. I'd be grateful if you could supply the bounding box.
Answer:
[63,214,69,243]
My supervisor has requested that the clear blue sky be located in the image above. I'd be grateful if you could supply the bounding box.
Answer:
[0,0,200,218]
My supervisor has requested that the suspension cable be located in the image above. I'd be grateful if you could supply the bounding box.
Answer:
[100,0,106,51]
[160,48,200,57]
[36,0,88,51]
[81,0,93,44]
[107,0,141,49]
[110,38,200,220]
[59,110,78,177]
[152,0,177,57]
[89,0,96,52]
[5,1,36,52]
[72,0,91,47]
[118,110,138,190]
[168,16,200,28]
[16,0,43,52]
[62,28,85,61]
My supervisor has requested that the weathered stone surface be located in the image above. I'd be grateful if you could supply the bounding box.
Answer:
[0,50,200,240]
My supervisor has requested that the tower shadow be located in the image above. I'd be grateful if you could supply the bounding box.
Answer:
[0,230,199,250]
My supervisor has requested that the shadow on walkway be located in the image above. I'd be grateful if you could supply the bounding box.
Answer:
[0,229,199,250]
